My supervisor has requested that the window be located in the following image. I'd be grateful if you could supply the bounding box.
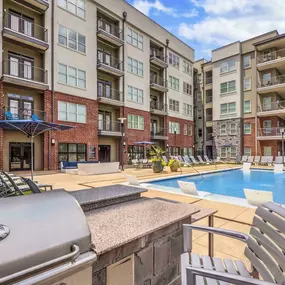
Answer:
[183,103,192,116]
[128,57,143,77]
[58,143,86,162]
[220,80,236,94]
[169,99,179,112]
[183,147,188,155]
[169,122,180,134]
[264,146,272,156]
[263,97,272,111]
[58,0,85,19]
[244,77,251,91]
[169,52,180,68]
[184,124,187,135]
[244,100,251,113]
[127,86,144,103]
[58,63,86,89]
[220,124,226,135]
[183,82,192,95]
[220,102,236,115]
[244,147,251,156]
[127,28,143,49]
[189,147,193,156]
[263,120,271,133]
[198,128,202,138]
[169,76,179,91]
[128,114,144,130]
[262,73,271,86]
[197,74,202,83]
[221,146,236,158]
[58,25,86,53]
[197,110,202,119]
[243,55,251,68]
[188,125,192,136]
[230,146,237,158]
[196,92,202,102]
[183,61,192,75]
[58,101,86,123]
[220,59,236,73]
[220,147,227,158]
[230,123,237,135]
[244,123,251,134]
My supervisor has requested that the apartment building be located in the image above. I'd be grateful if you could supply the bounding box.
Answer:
[0,0,194,171]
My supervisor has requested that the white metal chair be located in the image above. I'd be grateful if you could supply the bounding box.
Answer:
[124,174,140,186]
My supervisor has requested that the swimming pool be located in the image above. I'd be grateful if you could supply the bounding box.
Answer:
[148,169,285,204]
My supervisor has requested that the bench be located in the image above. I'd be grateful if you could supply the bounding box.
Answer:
[60,161,99,173]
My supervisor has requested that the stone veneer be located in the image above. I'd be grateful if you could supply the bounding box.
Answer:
[212,118,242,159]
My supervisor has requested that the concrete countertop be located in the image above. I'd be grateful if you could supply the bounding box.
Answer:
[86,197,200,255]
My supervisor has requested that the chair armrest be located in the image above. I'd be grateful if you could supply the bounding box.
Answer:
[186,267,273,285]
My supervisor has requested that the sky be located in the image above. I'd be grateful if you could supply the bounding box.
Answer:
[126,0,285,60]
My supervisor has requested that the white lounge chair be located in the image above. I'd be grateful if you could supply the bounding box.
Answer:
[183,155,191,164]
[243,162,251,172]
[162,156,168,164]
[197,155,206,164]
[131,159,139,168]
[241,156,248,162]
[260,156,267,165]
[190,156,199,164]
[274,156,283,164]
[204,156,212,163]
[244,188,273,207]
[247,156,254,163]
[254,156,260,165]
[124,174,140,186]
[178,181,210,198]
[267,156,273,166]
[274,163,283,173]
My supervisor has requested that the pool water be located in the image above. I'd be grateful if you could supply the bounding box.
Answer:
[149,170,285,204]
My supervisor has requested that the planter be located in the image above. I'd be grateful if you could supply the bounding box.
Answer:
[170,161,180,172]
[152,161,163,173]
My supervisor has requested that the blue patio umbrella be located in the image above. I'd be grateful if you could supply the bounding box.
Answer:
[135,141,156,159]
[0,119,74,179]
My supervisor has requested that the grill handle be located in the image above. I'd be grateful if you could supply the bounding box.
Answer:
[0,244,80,284]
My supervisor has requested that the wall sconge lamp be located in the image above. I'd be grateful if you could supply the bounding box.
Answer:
[51,138,56,145]
[166,144,169,148]
[123,141,126,147]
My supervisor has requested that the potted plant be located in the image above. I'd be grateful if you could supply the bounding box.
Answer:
[168,158,181,172]
[149,146,166,173]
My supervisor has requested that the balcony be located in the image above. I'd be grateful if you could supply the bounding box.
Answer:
[150,75,168,93]
[97,52,124,77]
[3,106,45,121]
[150,48,168,69]
[97,18,124,47]
[205,77,212,85]
[257,101,285,118]
[3,13,49,51]
[257,48,285,71]
[13,0,49,12]
[150,128,168,140]
[257,127,283,140]
[206,114,213,121]
[257,75,285,94]
[205,133,213,146]
[2,59,48,90]
[97,88,124,107]
[98,120,121,137]
[150,101,167,115]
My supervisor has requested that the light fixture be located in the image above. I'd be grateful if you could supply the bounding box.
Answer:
[166,144,169,148]
[118,117,127,124]
[51,138,56,145]
[123,141,126,146]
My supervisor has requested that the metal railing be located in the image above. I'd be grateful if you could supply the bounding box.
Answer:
[206,133,213,140]
[206,95,212,104]
[150,101,167,112]
[258,100,285,112]
[98,120,120,132]
[2,59,48,84]
[98,87,122,101]
[97,51,123,71]
[97,18,123,40]
[150,48,167,63]
[150,74,168,88]
[258,74,285,88]
[257,48,285,63]
[150,128,167,137]
[258,127,283,136]
[3,106,45,120]
[205,77,212,84]
[206,114,213,121]
[3,12,48,43]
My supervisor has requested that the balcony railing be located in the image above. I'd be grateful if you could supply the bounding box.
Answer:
[258,127,284,137]
[4,106,45,121]
[97,51,124,71]
[258,100,285,112]
[258,74,285,88]
[98,87,122,102]
[150,75,168,88]
[150,128,167,137]
[97,18,123,40]
[3,59,48,84]
[205,77,212,84]
[150,101,167,112]
[150,48,167,63]
[206,114,213,121]
[206,133,213,140]
[206,95,212,104]
[98,120,120,132]
[3,12,48,42]
[257,48,285,63]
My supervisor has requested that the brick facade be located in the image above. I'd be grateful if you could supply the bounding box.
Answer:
[243,117,256,156]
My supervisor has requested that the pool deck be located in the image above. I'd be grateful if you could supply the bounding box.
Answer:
[24,163,268,269]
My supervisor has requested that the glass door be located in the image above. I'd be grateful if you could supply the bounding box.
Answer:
[23,59,32,80]
[10,143,33,171]
[9,56,19,77]
[9,100,19,119]
[263,97,272,111]
[98,113,103,130]
[23,101,32,119]
[105,113,111,131]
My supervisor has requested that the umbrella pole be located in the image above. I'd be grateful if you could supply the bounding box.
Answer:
[144,144,146,159]
[31,136,34,180]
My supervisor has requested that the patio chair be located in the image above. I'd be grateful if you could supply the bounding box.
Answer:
[214,156,221,163]
[204,156,212,163]
[190,156,199,165]
[260,156,267,165]
[162,156,168,164]
[181,202,285,285]
[124,174,140,186]
[131,159,139,168]
[274,156,283,164]
[254,156,260,165]
[244,189,273,207]
[2,173,24,195]
[178,181,210,198]
[197,156,206,164]
[241,155,248,162]
[183,155,192,164]
[235,154,242,163]
[247,156,254,163]
[267,156,273,166]
[22,178,42,194]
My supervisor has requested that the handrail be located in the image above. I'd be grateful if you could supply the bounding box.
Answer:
[150,74,168,87]
[150,128,167,136]
[150,48,167,62]
[258,127,283,136]
[150,101,167,112]
[258,100,285,112]
[4,106,46,120]
[257,48,285,63]
[97,87,122,101]
[97,17,123,40]
[258,74,285,88]
[98,120,120,132]
[97,51,123,71]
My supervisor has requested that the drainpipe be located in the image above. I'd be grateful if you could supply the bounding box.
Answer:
[201,65,205,156]
[165,39,169,149]
[254,48,258,156]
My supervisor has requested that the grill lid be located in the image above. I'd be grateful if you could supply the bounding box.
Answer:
[0,190,93,279]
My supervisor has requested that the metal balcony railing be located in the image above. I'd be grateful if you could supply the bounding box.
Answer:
[98,120,120,132]
[150,74,168,88]
[150,128,167,137]
[3,12,48,42]
[98,87,122,101]
[150,101,167,112]
[150,48,167,63]
[2,59,48,84]
[258,100,285,112]
[258,74,285,88]
[206,114,213,121]
[97,18,123,40]
[206,95,213,104]
[258,127,283,136]
[4,106,46,120]
[257,48,285,63]
[205,77,212,84]
[97,51,123,71]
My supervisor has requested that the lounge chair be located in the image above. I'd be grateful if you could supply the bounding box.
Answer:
[178,181,198,196]
[260,156,267,165]
[183,155,192,164]
[204,156,212,163]
[242,162,251,172]
[267,156,273,166]
[181,202,284,285]
[131,159,139,168]
[177,155,191,167]
[235,155,242,163]
[274,156,283,164]
[2,173,24,195]
[190,156,199,164]
[241,155,248,162]
[124,174,140,186]
[197,156,206,164]
[244,189,273,206]
[162,156,168,164]
[247,156,254,163]
[254,156,260,165]
[22,178,42,194]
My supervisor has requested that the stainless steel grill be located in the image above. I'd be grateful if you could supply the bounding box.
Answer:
[0,190,97,285]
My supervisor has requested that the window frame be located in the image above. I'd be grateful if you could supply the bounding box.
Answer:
[220,102,236,115]
[220,59,236,74]
[58,101,86,123]
[244,122,251,134]
[244,147,251,156]
[58,63,86,89]
[127,85,144,104]
[220,80,236,94]
[230,123,237,135]
[244,100,251,113]
[183,60,192,76]
[244,77,251,91]
[169,51,180,69]
[220,124,226,136]
[58,0,86,19]
[127,27,144,50]
[127,57,144,77]
[127,114,144,130]
[169,75,179,91]
[169,99,179,112]
[168,121,180,134]
[183,103,192,116]
[243,55,251,69]
[58,143,86,162]
[183,82,192,95]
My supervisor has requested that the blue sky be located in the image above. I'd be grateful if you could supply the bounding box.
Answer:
[126,0,285,60]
